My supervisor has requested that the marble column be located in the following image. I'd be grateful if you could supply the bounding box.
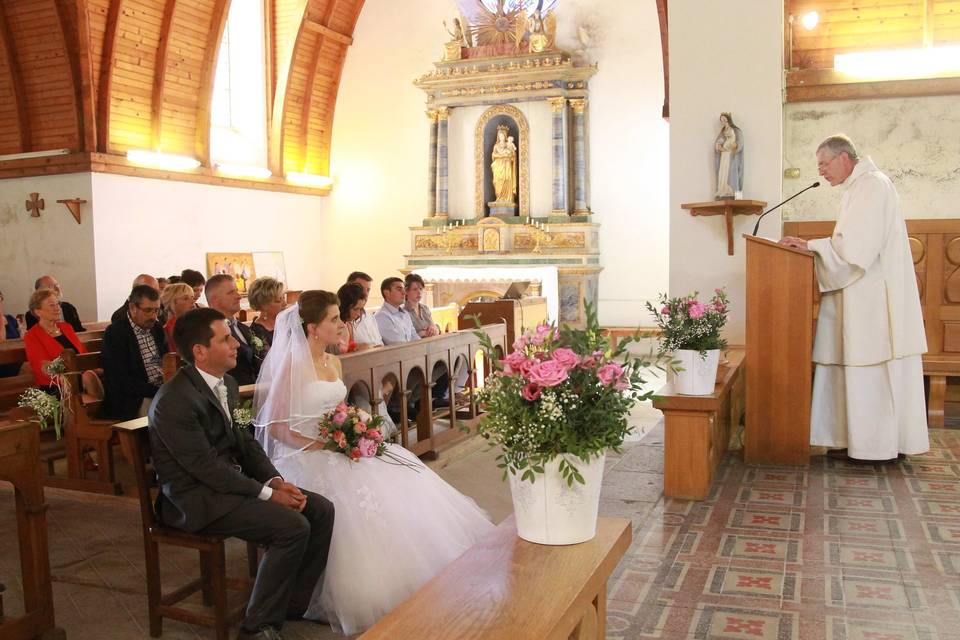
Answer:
[548,97,568,216]
[569,98,590,216]
[435,107,450,219]
[426,109,439,218]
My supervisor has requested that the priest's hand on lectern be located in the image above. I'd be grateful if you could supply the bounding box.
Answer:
[779,236,808,251]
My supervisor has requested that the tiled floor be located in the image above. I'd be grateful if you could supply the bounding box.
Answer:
[5,422,960,639]
[604,428,960,640]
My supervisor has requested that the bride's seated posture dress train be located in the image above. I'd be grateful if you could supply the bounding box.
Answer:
[254,292,495,635]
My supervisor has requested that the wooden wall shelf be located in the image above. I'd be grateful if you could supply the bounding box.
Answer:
[681,199,767,256]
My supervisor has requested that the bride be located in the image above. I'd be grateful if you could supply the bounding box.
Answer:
[253,290,495,634]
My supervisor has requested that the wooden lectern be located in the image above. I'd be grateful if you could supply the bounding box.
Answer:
[744,236,815,465]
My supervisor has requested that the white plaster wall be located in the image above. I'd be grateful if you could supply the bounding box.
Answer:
[89,173,327,320]
[668,0,784,343]
[0,173,96,321]
[327,0,669,319]
[783,95,960,220]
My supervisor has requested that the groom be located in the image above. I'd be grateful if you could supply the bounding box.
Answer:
[149,308,334,640]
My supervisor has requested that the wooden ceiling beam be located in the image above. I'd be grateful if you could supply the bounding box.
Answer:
[195,0,232,167]
[0,1,30,152]
[300,0,344,172]
[96,0,123,153]
[304,18,353,46]
[71,0,98,152]
[656,0,668,119]
[53,0,87,152]
[152,0,178,150]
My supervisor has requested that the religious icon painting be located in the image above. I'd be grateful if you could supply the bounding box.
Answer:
[206,252,256,296]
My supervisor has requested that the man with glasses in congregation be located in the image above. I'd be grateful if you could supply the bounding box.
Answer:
[100,283,167,420]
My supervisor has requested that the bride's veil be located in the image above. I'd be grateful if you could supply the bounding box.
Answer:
[253,303,324,461]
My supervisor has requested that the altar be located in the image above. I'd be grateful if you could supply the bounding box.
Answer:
[406,2,602,327]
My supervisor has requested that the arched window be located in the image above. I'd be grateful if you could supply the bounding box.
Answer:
[210,0,268,171]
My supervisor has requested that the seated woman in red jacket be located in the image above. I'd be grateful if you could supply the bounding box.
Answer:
[23,288,88,391]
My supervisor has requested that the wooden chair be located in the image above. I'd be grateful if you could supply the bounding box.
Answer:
[113,419,258,640]
[52,349,122,494]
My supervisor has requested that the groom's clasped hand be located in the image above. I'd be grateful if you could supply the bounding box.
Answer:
[268,478,308,512]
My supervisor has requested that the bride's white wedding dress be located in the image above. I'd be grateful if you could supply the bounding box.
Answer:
[272,378,496,634]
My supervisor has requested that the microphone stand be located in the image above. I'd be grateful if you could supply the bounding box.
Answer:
[752,182,820,236]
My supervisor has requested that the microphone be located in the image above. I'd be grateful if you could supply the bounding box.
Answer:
[751,181,820,236]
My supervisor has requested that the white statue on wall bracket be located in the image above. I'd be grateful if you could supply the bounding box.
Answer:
[714,112,744,200]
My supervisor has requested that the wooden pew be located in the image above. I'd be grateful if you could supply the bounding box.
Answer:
[0,330,105,413]
[0,421,65,640]
[652,348,746,500]
[49,349,122,495]
[360,516,631,640]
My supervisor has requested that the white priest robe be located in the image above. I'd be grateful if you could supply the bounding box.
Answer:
[806,156,929,460]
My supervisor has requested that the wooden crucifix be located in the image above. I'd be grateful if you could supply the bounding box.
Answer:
[25,192,44,217]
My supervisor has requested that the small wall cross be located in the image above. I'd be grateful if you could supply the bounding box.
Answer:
[26,192,44,217]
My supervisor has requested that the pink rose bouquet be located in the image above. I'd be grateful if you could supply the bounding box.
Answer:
[647,288,729,358]
[472,302,668,486]
[317,405,386,461]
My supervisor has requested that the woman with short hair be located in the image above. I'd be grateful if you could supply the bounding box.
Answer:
[248,277,286,346]
[160,282,196,353]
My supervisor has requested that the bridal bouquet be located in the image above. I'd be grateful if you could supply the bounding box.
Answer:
[317,403,387,461]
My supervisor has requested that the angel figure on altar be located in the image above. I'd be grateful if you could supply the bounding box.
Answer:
[491,125,517,203]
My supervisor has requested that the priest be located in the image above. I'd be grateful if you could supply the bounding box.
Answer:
[780,134,928,462]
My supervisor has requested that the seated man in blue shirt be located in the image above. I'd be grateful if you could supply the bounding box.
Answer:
[374,277,419,345]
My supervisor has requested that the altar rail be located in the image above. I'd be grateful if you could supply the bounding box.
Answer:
[783,219,960,427]
[338,323,507,458]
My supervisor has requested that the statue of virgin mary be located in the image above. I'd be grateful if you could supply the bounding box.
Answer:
[714,112,744,200]
[490,124,517,203]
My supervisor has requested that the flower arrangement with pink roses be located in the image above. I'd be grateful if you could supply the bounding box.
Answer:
[471,303,667,486]
[646,288,729,358]
[316,403,386,461]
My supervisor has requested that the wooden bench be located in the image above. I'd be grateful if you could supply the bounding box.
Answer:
[112,418,257,640]
[652,348,746,500]
[0,421,65,640]
[0,330,104,413]
[360,516,632,640]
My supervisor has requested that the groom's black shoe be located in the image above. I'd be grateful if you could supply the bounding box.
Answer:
[237,625,283,640]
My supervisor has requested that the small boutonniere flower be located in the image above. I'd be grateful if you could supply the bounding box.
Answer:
[250,334,266,357]
[233,400,253,427]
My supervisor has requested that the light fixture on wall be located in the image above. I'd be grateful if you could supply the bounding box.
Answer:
[216,163,272,179]
[787,10,820,70]
[801,11,819,31]
[286,172,333,188]
[835,45,960,79]
[0,149,70,162]
[127,150,201,171]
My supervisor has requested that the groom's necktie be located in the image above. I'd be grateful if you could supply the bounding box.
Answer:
[229,319,248,345]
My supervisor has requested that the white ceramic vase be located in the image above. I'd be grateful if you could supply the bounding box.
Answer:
[508,451,606,545]
[673,348,720,395]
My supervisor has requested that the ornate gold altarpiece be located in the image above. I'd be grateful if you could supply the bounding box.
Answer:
[407,8,600,327]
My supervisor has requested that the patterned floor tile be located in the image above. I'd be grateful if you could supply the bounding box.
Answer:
[826,542,913,572]
[826,494,898,515]
[743,469,808,487]
[705,565,797,602]
[922,521,960,545]
[691,605,798,640]
[900,463,960,480]
[826,475,892,491]
[907,479,960,496]
[827,515,904,540]
[829,575,924,610]
[914,498,960,518]
[737,487,806,508]
[831,616,937,640]
[718,534,802,563]
[727,508,804,533]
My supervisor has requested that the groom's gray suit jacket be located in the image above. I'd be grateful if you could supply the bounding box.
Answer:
[148,365,280,532]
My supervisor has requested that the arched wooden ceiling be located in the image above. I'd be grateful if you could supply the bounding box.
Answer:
[0,0,364,186]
